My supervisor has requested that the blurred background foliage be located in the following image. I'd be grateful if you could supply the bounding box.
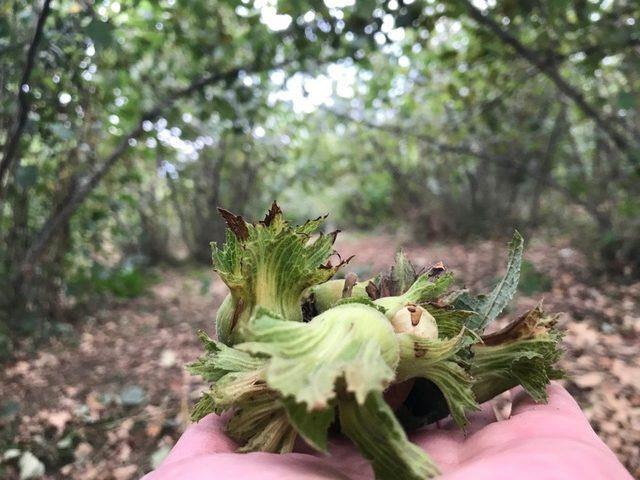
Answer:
[1,0,639,353]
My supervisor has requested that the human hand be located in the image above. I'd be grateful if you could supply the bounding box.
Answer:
[143,383,632,480]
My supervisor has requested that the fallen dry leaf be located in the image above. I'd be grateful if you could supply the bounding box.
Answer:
[45,410,72,435]
[85,391,105,419]
[74,442,93,462]
[112,465,137,480]
[573,372,605,389]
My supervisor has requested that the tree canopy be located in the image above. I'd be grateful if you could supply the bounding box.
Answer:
[1,0,639,345]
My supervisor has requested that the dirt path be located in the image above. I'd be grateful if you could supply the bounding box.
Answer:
[1,234,639,479]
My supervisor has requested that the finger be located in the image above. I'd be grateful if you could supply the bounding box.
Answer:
[464,382,609,458]
[407,402,498,473]
[412,398,498,437]
[463,401,498,435]
[441,437,634,480]
[409,429,462,473]
[510,382,583,417]
[508,382,628,460]
[145,452,352,480]
[161,413,238,467]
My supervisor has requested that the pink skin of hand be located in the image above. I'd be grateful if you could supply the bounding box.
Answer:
[143,383,632,480]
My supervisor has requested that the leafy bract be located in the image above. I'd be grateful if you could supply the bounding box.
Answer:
[211,203,344,344]
[235,411,297,454]
[459,231,524,332]
[367,251,450,302]
[187,331,295,452]
[404,272,455,304]
[187,330,265,382]
[390,250,418,294]
[338,391,439,480]
[232,303,401,456]
[425,306,476,339]
[226,394,280,442]
[188,331,268,419]
[282,398,335,452]
[189,207,563,480]
[471,306,563,403]
[237,304,399,409]
[374,273,455,321]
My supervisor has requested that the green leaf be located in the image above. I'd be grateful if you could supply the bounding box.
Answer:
[338,391,439,480]
[15,165,38,189]
[85,19,113,48]
[50,123,74,140]
[617,91,636,110]
[391,250,417,294]
[452,291,484,312]
[464,231,524,332]
[212,96,236,119]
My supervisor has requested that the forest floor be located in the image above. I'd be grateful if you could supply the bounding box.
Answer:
[1,233,639,479]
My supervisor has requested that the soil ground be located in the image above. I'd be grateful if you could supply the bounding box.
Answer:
[1,233,639,479]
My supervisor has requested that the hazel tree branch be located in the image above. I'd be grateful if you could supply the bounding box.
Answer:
[461,0,637,168]
[323,107,492,163]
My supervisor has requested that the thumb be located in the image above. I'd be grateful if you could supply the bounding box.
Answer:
[159,413,238,467]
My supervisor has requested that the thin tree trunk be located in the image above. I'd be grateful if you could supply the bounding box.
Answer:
[0,0,52,197]
[207,146,226,219]
[325,107,492,163]
[166,170,193,253]
[530,105,566,226]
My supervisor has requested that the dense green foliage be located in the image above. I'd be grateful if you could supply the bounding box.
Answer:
[1,0,639,347]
